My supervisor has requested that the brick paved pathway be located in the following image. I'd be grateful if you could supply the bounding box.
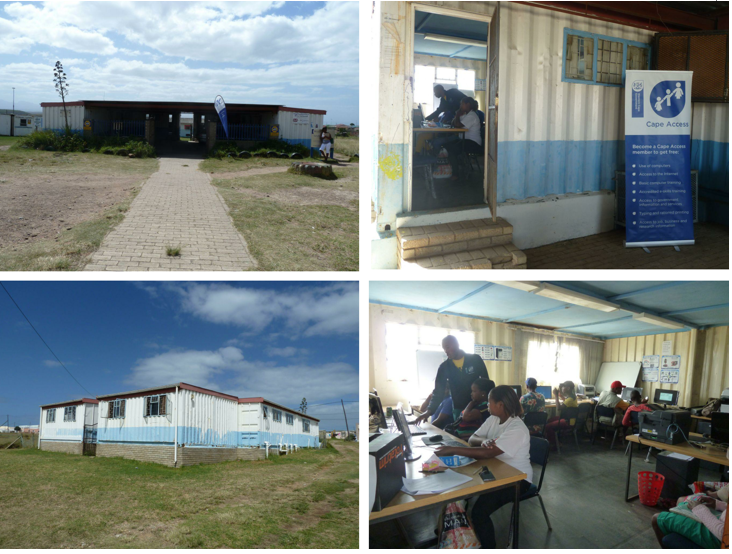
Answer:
[525,223,728,269]
[84,157,256,271]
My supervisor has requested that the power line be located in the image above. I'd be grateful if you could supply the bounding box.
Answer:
[307,400,359,407]
[1,282,93,396]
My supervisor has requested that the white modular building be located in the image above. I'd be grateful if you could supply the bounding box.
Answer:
[238,397,320,448]
[38,398,99,455]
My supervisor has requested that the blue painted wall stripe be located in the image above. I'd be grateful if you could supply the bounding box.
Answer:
[240,431,319,448]
[97,426,238,447]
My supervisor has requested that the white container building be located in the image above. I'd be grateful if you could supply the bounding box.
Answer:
[38,398,99,455]
[238,397,320,449]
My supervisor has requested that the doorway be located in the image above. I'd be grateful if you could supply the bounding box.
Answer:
[408,6,494,215]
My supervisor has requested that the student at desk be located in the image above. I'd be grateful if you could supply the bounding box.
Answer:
[435,386,532,549]
[425,85,468,124]
[622,390,651,429]
[543,381,578,446]
[453,377,494,438]
[597,380,630,426]
[520,377,546,434]
[419,385,454,429]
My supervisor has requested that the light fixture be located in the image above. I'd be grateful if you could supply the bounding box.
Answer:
[491,281,542,293]
[534,284,619,312]
[422,33,486,48]
[632,313,685,329]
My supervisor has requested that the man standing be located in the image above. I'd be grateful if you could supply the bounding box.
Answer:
[425,85,468,124]
[416,335,490,423]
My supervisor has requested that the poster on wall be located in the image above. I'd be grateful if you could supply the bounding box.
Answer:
[662,340,673,355]
[660,355,681,384]
[624,70,694,248]
[642,355,660,382]
[494,346,512,362]
[475,345,495,361]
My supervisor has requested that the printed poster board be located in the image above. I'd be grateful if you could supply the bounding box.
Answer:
[642,355,660,382]
[475,345,512,362]
[660,355,681,384]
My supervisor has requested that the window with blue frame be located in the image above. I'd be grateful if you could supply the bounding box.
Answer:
[563,28,651,87]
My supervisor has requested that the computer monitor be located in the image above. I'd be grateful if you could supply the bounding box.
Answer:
[536,386,552,399]
[653,389,679,406]
[369,393,388,430]
[393,406,421,462]
[509,385,523,398]
[621,387,643,402]
[711,412,729,445]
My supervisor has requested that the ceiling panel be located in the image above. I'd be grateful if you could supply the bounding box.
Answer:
[369,281,488,312]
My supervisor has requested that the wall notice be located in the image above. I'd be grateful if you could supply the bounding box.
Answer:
[475,345,494,361]
[662,340,673,355]
[660,355,681,384]
[642,355,660,382]
[475,345,512,362]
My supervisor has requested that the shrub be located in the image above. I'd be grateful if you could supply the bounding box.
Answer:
[14,131,156,158]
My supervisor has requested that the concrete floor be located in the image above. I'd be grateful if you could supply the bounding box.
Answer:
[370,433,726,549]
[412,161,485,212]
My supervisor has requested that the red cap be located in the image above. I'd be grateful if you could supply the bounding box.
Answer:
[611,380,625,390]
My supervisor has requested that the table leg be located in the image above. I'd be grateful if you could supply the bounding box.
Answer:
[626,439,639,502]
[513,482,520,549]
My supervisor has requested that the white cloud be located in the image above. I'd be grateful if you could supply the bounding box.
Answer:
[266,346,308,358]
[43,360,63,367]
[173,283,358,337]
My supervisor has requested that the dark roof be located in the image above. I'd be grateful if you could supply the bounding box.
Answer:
[97,383,238,402]
[39,101,325,115]
[239,397,320,422]
[40,398,99,409]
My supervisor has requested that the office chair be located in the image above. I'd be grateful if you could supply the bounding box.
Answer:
[576,402,595,440]
[507,436,552,547]
[523,411,548,438]
[593,405,622,450]
[553,407,580,454]
[412,153,438,200]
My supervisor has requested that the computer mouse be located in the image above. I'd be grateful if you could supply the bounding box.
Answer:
[428,435,443,442]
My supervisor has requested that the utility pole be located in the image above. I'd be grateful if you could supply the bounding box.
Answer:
[12,88,15,113]
[341,399,350,436]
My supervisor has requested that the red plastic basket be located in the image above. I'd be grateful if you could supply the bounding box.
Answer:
[638,471,666,506]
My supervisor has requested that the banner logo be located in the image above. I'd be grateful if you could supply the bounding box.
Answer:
[631,80,644,118]
[214,95,229,139]
[650,81,685,118]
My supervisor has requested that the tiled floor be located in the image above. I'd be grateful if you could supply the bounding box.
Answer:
[525,223,729,269]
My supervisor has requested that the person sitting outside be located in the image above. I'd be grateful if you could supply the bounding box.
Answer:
[418,384,454,429]
[434,386,532,549]
[453,377,494,438]
[425,85,468,124]
[622,389,651,429]
[544,381,578,447]
[652,485,728,548]
[520,377,546,434]
[597,380,630,427]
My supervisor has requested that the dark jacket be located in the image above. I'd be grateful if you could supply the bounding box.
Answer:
[427,353,490,414]
[426,88,468,121]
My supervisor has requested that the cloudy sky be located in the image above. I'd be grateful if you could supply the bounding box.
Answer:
[0,281,358,428]
[0,1,358,124]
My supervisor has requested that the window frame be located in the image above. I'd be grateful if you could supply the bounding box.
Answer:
[262,405,268,419]
[562,27,651,88]
[111,399,126,419]
[46,408,56,423]
[302,419,310,433]
[286,413,294,425]
[272,409,282,423]
[144,394,166,417]
[63,406,76,422]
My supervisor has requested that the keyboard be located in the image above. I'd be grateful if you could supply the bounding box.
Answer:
[409,425,427,436]
[421,435,464,448]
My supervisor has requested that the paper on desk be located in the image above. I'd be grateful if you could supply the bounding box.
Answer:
[667,452,694,461]
[402,469,473,496]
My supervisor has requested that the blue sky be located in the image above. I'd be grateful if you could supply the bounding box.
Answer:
[0,1,358,124]
[0,281,359,429]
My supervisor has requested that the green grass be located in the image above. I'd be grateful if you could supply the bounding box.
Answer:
[199,155,323,174]
[0,441,357,548]
[333,135,359,157]
[0,148,158,177]
[0,136,22,147]
[166,245,182,257]
[212,167,358,271]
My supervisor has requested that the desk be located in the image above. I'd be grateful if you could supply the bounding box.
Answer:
[369,422,526,548]
[624,434,729,502]
[413,127,465,154]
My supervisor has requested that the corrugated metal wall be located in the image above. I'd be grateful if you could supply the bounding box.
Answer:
[42,105,85,132]
[691,102,729,223]
[40,405,86,441]
[277,111,324,149]
[498,2,654,202]
[603,326,729,407]
[369,303,517,407]
[238,402,320,447]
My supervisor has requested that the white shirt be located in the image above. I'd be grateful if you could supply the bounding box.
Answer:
[471,415,532,483]
[598,390,621,409]
[459,110,482,146]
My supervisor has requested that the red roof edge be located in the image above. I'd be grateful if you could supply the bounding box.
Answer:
[40,398,98,409]
[280,106,327,115]
[40,101,85,107]
[179,383,238,402]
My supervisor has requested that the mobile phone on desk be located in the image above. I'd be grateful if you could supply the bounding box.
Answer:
[479,466,496,482]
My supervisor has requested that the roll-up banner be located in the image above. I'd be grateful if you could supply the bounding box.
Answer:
[624,70,694,248]
[214,95,229,139]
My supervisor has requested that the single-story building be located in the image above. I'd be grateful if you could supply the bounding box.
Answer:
[238,397,320,448]
[38,398,99,455]
[0,112,42,136]
[40,100,326,155]
[370,1,729,269]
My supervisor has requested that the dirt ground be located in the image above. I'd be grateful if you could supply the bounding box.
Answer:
[0,173,142,249]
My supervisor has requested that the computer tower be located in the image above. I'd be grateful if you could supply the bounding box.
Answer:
[655,450,700,500]
[369,432,406,512]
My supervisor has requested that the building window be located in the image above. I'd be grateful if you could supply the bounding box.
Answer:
[526,339,581,387]
[302,420,310,433]
[108,399,126,419]
[286,414,294,425]
[273,410,282,423]
[563,28,650,87]
[46,408,56,423]
[262,406,268,419]
[145,395,166,417]
[63,406,76,422]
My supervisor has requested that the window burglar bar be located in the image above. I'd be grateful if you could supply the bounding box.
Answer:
[64,406,76,422]
[108,399,126,419]
[303,420,310,433]
[46,408,56,423]
[286,413,294,425]
[145,395,167,417]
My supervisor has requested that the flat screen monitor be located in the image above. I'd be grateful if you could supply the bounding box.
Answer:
[711,412,729,444]
[393,405,420,462]
[369,393,388,430]
[653,389,679,406]
[509,385,523,398]
[621,387,642,402]
[536,386,552,400]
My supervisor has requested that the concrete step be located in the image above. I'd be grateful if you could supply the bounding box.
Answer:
[397,218,513,252]
[398,242,527,270]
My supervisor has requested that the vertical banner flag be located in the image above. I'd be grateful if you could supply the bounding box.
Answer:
[214,95,228,139]
[624,71,694,248]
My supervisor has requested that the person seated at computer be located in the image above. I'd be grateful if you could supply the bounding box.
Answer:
[597,380,630,427]
[544,381,578,447]
[425,85,468,125]
[454,377,494,438]
[622,390,652,429]
[520,377,546,435]
[442,98,483,180]
[651,486,728,549]
[434,386,532,549]
[415,335,489,425]
[418,384,454,429]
